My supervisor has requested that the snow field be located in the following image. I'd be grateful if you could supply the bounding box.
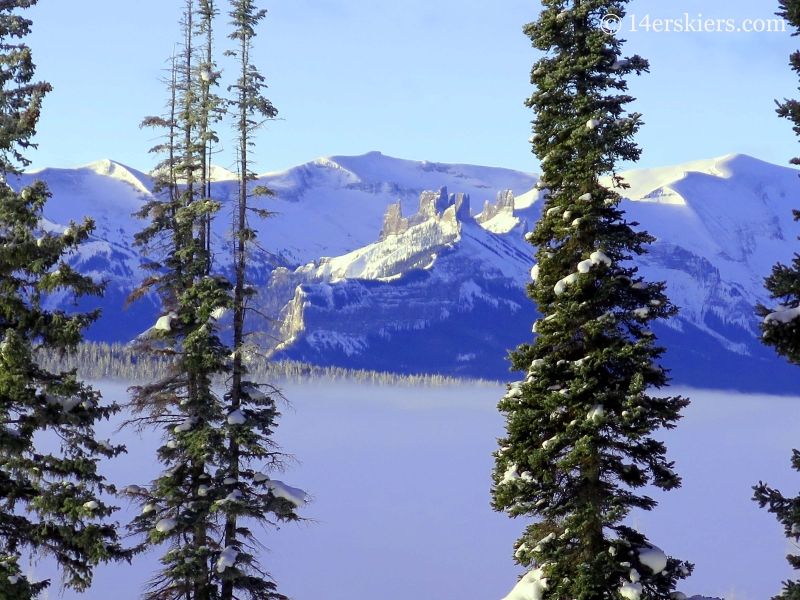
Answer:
[18,381,800,600]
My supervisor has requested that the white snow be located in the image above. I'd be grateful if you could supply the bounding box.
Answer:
[586,118,600,130]
[142,504,156,514]
[253,472,270,483]
[530,265,539,282]
[504,382,523,400]
[578,193,592,201]
[264,480,307,507]
[501,464,520,484]
[154,312,178,332]
[8,575,19,584]
[633,307,650,319]
[227,410,247,426]
[124,485,142,494]
[83,501,99,510]
[216,546,239,573]
[587,405,605,421]
[46,394,81,412]
[637,545,668,574]
[577,259,593,273]
[589,251,612,266]
[197,485,210,497]
[764,305,800,324]
[223,490,243,503]
[242,385,268,402]
[155,518,177,533]
[174,417,196,433]
[619,582,642,600]
[62,397,81,411]
[554,272,580,295]
[500,567,547,600]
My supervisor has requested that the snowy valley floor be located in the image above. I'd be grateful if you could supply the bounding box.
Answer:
[28,382,800,600]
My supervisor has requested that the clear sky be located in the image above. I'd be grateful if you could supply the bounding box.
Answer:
[22,0,800,175]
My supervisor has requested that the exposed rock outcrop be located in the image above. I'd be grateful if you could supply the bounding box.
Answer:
[477,189,516,224]
[379,200,409,240]
[379,186,516,239]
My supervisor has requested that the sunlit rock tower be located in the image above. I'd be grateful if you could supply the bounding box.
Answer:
[491,1,692,598]
[753,1,800,597]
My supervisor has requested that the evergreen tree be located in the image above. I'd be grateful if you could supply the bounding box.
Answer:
[216,3,303,600]
[753,2,800,598]
[0,2,131,597]
[197,0,225,273]
[124,2,231,599]
[125,2,302,599]
[491,2,692,599]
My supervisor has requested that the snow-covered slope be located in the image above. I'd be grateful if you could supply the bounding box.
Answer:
[17,151,800,391]
[249,151,539,265]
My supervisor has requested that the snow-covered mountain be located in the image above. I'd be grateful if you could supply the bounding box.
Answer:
[17,151,800,391]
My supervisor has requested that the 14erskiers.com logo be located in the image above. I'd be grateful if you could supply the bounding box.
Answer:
[601,13,786,34]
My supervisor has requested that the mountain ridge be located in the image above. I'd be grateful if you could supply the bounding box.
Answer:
[14,150,800,391]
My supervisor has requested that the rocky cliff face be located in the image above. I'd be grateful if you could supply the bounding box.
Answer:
[257,185,532,378]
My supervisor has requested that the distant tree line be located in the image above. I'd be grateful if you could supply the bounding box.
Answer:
[34,341,494,388]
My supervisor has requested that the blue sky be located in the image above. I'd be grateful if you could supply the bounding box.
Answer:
[23,0,800,175]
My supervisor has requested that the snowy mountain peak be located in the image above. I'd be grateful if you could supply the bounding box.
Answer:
[14,151,800,390]
[207,164,238,181]
[82,159,153,196]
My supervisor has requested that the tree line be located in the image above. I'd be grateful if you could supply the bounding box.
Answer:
[34,341,491,388]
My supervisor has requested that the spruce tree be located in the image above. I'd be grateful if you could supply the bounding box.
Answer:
[197,0,225,272]
[0,1,130,597]
[491,2,692,599]
[125,2,231,599]
[125,2,302,599]
[216,3,303,599]
[753,2,800,598]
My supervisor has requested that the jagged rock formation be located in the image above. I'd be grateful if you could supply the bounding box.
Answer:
[379,200,409,240]
[379,186,514,239]
[477,190,515,224]
[254,185,533,379]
